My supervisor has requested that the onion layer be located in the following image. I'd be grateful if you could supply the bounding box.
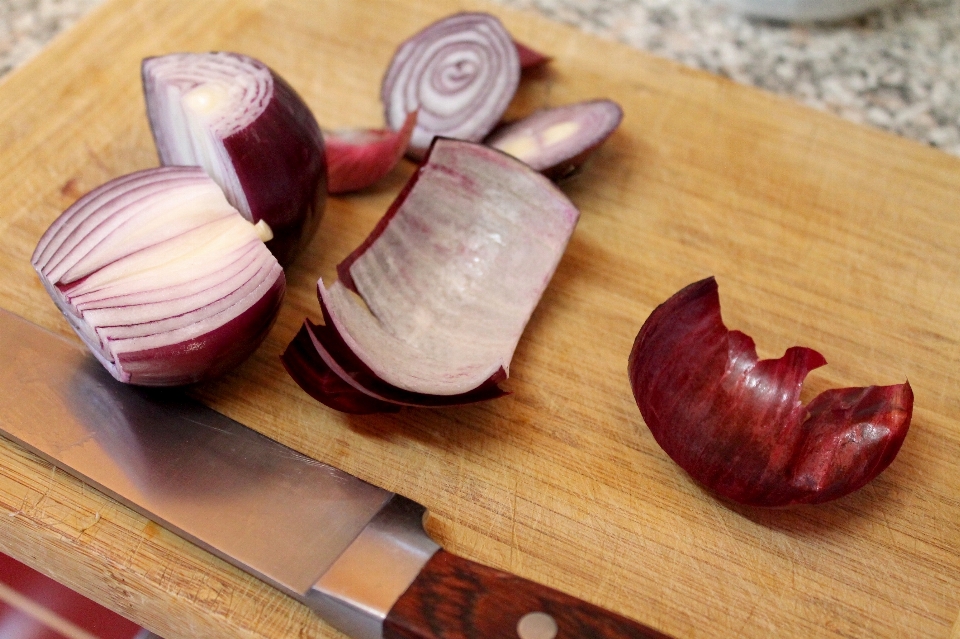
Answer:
[381,13,521,159]
[324,111,417,194]
[628,277,913,507]
[282,138,579,413]
[485,99,623,180]
[32,167,285,386]
[514,40,551,70]
[142,52,327,265]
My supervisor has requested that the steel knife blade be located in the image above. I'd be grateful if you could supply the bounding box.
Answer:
[0,309,672,639]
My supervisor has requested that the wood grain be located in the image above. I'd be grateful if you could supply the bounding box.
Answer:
[384,549,672,639]
[0,0,958,638]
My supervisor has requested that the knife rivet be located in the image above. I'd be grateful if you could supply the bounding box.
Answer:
[517,611,558,639]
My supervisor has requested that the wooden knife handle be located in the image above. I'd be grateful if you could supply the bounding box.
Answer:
[384,550,673,639]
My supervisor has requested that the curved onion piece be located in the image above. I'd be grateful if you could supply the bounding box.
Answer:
[142,51,327,265]
[628,277,913,507]
[485,99,623,180]
[324,111,417,194]
[381,12,521,160]
[32,166,285,387]
[282,138,579,413]
[514,40,551,70]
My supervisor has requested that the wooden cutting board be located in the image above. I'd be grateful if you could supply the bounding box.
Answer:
[0,0,957,637]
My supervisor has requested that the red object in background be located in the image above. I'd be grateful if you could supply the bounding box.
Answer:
[0,552,156,639]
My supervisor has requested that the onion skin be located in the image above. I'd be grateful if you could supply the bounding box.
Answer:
[381,12,521,159]
[142,52,327,266]
[282,320,400,414]
[227,71,326,264]
[324,111,417,194]
[628,277,913,507]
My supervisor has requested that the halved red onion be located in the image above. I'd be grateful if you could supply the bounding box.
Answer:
[381,12,521,159]
[282,138,579,413]
[514,40,551,70]
[485,99,623,180]
[32,166,285,387]
[324,111,417,194]
[142,51,326,265]
[628,277,913,507]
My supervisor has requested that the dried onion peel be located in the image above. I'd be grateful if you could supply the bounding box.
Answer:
[628,277,913,507]
[282,138,579,413]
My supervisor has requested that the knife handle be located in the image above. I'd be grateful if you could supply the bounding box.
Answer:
[384,550,673,639]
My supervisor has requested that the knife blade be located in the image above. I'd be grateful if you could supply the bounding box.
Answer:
[0,308,672,639]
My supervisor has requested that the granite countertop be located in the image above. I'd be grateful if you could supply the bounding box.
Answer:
[1,0,959,156]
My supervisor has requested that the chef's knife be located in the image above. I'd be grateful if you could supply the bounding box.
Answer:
[0,309,672,639]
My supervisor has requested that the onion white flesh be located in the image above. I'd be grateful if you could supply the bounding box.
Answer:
[485,99,623,180]
[32,166,285,387]
[324,111,418,194]
[282,138,579,413]
[381,12,521,160]
[142,52,327,265]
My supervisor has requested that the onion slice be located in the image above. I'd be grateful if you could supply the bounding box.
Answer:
[324,111,417,194]
[628,277,913,507]
[142,51,327,265]
[282,138,579,413]
[381,12,521,159]
[514,40,551,70]
[485,99,623,180]
[32,166,285,387]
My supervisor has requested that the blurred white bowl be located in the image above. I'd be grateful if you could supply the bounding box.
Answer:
[721,0,898,21]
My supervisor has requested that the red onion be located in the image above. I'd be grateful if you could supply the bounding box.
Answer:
[282,138,579,413]
[628,277,913,507]
[324,111,417,194]
[381,12,521,159]
[142,52,326,265]
[485,99,623,180]
[514,40,551,70]
[32,166,285,387]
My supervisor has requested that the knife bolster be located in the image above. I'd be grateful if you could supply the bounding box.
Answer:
[304,494,440,639]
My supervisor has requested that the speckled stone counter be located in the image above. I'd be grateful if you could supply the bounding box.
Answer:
[2,0,959,156]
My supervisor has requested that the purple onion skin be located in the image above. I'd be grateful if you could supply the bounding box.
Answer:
[223,72,326,265]
[280,292,509,414]
[282,321,400,414]
[629,277,913,507]
[120,274,285,386]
